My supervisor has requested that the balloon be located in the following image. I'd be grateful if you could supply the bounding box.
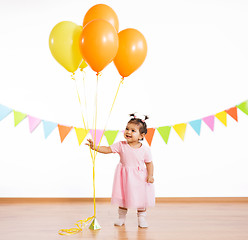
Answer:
[79,60,88,70]
[49,21,83,73]
[79,19,119,73]
[114,28,147,78]
[83,4,119,32]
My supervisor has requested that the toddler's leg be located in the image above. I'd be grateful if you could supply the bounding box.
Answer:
[137,209,148,228]
[114,207,127,226]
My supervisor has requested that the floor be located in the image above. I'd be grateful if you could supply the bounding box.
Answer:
[0,200,248,240]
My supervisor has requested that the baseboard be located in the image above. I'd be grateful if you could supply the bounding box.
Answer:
[0,197,248,204]
[155,197,248,203]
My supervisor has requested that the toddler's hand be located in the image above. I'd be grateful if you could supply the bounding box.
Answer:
[85,139,95,150]
[147,176,154,183]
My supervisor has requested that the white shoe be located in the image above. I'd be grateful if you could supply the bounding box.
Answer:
[114,208,127,226]
[137,211,149,228]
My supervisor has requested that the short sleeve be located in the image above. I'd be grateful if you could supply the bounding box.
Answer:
[110,141,122,154]
[144,147,152,163]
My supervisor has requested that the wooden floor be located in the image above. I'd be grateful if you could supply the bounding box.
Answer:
[1,199,248,240]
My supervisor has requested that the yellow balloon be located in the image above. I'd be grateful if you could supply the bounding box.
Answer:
[79,60,88,70]
[49,21,83,73]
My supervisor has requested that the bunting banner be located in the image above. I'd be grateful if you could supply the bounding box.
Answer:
[75,127,89,146]
[28,116,41,133]
[1,100,248,146]
[104,130,119,146]
[43,120,58,139]
[189,120,201,136]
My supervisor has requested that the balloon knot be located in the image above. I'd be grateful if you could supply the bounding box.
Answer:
[96,72,102,77]
[71,72,76,81]
[121,77,124,84]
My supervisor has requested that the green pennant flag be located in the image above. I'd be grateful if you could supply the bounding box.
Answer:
[237,100,248,115]
[13,110,27,127]
[157,126,171,144]
[104,130,119,146]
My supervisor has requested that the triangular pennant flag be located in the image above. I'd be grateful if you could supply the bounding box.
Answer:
[173,123,187,141]
[145,128,155,146]
[0,104,12,121]
[13,110,27,127]
[237,100,248,115]
[225,106,238,122]
[74,127,89,146]
[90,129,104,146]
[189,119,201,136]
[58,124,73,143]
[104,130,119,146]
[215,111,227,127]
[202,115,215,131]
[28,115,41,133]
[42,120,58,139]
[157,126,171,144]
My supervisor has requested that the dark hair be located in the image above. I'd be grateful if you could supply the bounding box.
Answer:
[128,113,149,140]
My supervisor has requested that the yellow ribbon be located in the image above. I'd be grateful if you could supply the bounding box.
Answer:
[59,74,123,235]
[96,76,124,154]
[71,72,76,81]
[59,216,94,235]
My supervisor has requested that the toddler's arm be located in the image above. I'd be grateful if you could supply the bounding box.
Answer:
[85,139,112,154]
[145,161,154,183]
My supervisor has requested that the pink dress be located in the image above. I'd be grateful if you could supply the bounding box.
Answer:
[110,141,155,209]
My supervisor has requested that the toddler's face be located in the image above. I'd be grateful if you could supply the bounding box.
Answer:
[124,123,143,143]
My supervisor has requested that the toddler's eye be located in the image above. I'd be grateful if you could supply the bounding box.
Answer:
[126,128,129,130]
[132,130,135,132]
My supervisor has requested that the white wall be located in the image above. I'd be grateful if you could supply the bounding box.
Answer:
[0,0,248,197]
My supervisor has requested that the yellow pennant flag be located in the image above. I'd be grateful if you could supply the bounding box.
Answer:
[74,127,89,146]
[173,123,187,141]
[215,111,227,126]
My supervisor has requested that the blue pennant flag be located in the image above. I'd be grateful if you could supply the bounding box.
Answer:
[42,120,58,139]
[189,119,201,136]
[0,104,12,121]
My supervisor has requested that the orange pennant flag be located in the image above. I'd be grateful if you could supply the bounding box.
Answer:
[58,124,73,143]
[173,123,187,141]
[225,106,238,122]
[215,111,227,127]
[145,128,155,146]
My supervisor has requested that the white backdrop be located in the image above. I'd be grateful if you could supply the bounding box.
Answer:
[0,0,248,197]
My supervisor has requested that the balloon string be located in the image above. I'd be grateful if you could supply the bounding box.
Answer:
[58,216,94,235]
[73,73,94,161]
[76,71,97,217]
[71,72,76,81]
[92,73,100,217]
[96,77,124,155]
[59,72,119,235]
[81,70,89,130]
[74,73,88,130]
[59,73,96,235]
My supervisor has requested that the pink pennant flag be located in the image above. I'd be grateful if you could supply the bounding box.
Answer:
[202,115,215,131]
[28,115,41,133]
[90,129,104,146]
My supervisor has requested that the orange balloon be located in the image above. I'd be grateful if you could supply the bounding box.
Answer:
[79,19,119,73]
[114,28,147,78]
[83,4,119,32]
